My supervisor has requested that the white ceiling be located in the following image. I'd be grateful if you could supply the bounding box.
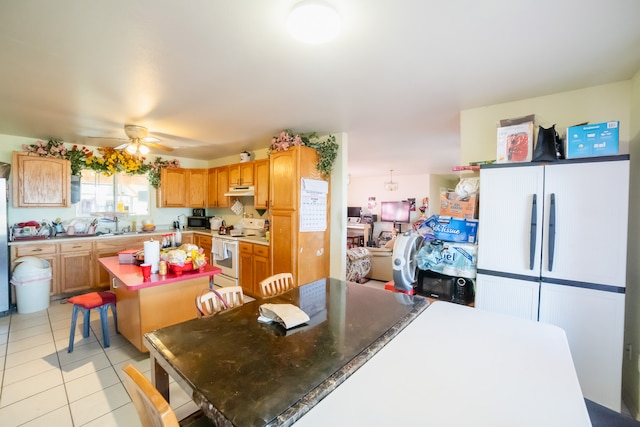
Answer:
[1,1,639,178]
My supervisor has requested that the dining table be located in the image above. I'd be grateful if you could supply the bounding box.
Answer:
[144,277,591,426]
[144,277,429,426]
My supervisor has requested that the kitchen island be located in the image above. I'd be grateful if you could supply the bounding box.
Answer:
[99,256,221,352]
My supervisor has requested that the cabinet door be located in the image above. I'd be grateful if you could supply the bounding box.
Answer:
[238,242,253,296]
[478,165,544,278]
[270,210,296,278]
[254,159,269,210]
[475,273,540,321]
[541,160,629,287]
[187,169,208,207]
[59,241,93,293]
[539,283,624,411]
[228,164,241,187]
[207,167,218,207]
[253,245,270,296]
[161,168,188,207]
[240,163,254,185]
[269,150,296,210]
[216,166,230,208]
[13,152,70,207]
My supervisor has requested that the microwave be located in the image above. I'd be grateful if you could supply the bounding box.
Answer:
[187,216,212,229]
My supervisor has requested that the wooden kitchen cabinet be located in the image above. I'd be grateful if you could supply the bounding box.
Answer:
[269,146,329,286]
[254,159,269,210]
[93,237,145,288]
[160,168,188,207]
[194,233,212,257]
[12,152,70,207]
[58,241,93,293]
[207,166,230,208]
[188,169,208,207]
[229,162,254,186]
[239,241,270,297]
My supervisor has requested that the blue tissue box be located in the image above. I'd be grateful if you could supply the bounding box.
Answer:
[419,215,478,244]
[566,121,619,158]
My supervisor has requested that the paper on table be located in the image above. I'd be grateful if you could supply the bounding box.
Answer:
[258,303,310,329]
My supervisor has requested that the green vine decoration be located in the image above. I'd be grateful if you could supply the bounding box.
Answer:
[269,130,338,177]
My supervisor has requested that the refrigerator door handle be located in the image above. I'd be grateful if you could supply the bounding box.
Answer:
[529,194,537,270]
[548,193,556,271]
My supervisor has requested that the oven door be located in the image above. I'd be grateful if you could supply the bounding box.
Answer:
[212,238,238,278]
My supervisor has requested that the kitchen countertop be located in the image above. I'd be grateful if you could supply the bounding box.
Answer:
[98,255,221,291]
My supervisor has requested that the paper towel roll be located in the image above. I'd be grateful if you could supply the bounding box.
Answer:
[144,239,160,273]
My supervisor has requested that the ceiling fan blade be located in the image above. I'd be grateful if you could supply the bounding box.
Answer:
[114,142,130,150]
[145,142,174,152]
[142,137,161,143]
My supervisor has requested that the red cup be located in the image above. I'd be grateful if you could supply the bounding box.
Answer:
[140,264,152,281]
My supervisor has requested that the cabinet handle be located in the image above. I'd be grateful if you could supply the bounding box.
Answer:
[32,248,43,252]
[529,194,537,270]
[548,193,556,271]
[112,277,118,289]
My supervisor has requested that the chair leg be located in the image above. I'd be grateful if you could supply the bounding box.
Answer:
[109,302,119,334]
[68,304,80,353]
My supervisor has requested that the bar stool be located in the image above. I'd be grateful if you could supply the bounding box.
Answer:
[67,291,118,353]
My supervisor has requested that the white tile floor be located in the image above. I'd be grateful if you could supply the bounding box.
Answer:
[0,299,200,427]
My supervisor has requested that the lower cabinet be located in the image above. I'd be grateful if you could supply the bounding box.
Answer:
[59,241,94,293]
[239,242,270,297]
[193,234,212,259]
[11,242,59,295]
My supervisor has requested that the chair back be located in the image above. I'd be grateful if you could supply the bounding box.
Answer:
[260,272,294,298]
[196,286,245,317]
[121,363,180,427]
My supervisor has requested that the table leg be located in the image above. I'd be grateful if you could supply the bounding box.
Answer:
[150,355,170,402]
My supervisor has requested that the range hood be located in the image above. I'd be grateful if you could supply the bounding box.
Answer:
[224,185,255,197]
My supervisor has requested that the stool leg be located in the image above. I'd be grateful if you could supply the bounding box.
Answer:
[68,305,80,353]
[99,306,110,348]
[82,307,91,338]
[109,302,119,334]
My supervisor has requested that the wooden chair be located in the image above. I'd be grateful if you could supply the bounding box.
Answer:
[121,364,213,427]
[195,286,244,317]
[259,272,294,298]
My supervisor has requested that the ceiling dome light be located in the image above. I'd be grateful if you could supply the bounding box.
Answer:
[287,1,342,44]
[138,144,150,155]
[126,143,138,155]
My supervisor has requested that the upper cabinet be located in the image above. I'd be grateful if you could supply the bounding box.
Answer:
[228,162,254,186]
[159,168,207,208]
[254,159,269,210]
[207,166,229,208]
[12,152,70,207]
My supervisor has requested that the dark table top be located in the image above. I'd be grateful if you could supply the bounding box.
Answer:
[144,277,429,427]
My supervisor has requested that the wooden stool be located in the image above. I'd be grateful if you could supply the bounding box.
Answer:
[67,291,118,353]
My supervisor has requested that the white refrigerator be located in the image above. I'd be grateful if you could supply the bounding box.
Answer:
[475,156,629,412]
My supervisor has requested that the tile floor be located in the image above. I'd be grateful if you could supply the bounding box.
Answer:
[0,299,200,427]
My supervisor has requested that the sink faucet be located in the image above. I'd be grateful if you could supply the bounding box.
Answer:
[114,216,119,233]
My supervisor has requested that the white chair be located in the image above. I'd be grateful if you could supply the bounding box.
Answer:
[121,364,212,427]
[195,286,244,317]
[259,273,294,298]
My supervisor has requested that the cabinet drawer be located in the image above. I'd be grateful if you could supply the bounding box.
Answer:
[197,235,212,246]
[59,241,93,252]
[239,242,253,255]
[254,245,269,258]
[14,243,57,256]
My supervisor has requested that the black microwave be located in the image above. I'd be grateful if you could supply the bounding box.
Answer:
[187,216,212,229]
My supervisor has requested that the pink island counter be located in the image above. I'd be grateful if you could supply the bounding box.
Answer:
[99,256,221,352]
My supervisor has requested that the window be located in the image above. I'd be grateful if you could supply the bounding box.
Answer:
[76,171,150,216]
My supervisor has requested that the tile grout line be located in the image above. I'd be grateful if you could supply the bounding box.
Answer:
[48,304,76,427]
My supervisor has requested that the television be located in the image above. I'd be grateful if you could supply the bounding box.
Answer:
[347,206,362,218]
[380,201,411,224]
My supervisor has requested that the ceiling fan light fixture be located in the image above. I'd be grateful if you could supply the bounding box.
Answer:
[125,143,138,155]
[138,144,150,155]
[287,1,342,44]
[384,169,399,191]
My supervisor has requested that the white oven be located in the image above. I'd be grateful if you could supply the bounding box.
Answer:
[211,235,239,287]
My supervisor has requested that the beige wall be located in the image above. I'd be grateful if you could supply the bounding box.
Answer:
[460,78,639,417]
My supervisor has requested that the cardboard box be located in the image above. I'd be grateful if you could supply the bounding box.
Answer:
[496,121,534,163]
[566,121,619,158]
[440,192,478,219]
[419,215,479,244]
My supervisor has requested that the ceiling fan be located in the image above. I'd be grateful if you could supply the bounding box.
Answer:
[113,125,174,155]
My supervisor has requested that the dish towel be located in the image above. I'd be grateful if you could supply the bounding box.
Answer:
[212,240,229,261]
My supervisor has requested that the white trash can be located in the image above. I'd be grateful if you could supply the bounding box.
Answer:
[11,256,52,314]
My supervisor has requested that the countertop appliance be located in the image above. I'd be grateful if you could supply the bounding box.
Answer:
[0,178,8,314]
[475,156,629,412]
[192,208,205,216]
[187,215,212,229]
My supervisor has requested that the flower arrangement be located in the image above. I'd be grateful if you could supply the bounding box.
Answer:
[269,130,338,177]
[23,139,92,176]
[85,147,149,176]
[147,157,181,188]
